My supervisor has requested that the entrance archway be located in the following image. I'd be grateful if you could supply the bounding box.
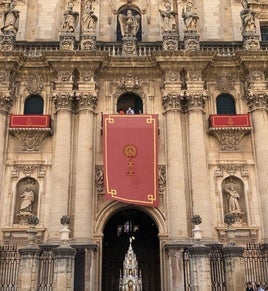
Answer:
[102,208,160,291]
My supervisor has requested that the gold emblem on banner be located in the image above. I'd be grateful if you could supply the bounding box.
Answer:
[124,144,137,176]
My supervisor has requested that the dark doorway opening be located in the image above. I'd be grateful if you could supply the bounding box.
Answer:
[117,93,143,114]
[102,208,160,291]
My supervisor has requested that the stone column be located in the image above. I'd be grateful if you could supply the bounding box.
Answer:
[53,245,76,291]
[185,70,212,239]
[49,70,74,240]
[18,248,41,290]
[84,245,98,291]
[73,75,98,242]
[244,69,268,242]
[161,73,188,239]
[164,243,189,291]
[0,72,14,195]
[188,244,211,291]
[222,246,245,290]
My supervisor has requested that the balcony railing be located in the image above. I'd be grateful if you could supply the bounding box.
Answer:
[13,41,268,58]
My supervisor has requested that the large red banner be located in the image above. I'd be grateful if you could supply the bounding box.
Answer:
[209,114,250,128]
[103,114,158,207]
[10,115,51,128]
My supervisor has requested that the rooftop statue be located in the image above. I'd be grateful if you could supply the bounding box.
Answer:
[159,2,177,32]
[1,1,20,35]
[182,1,199,31]
[240,0,257,34]
[61,1,79,33]
[118,9,140,38]
[82,0,98,34]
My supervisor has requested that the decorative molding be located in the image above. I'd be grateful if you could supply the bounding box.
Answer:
[209,127,251,151]
[184,91,208,111]
[95,165,104,193]
[52,92,74,111]
[25,73,44,95]
[161,91,184,112]
[9,128,52,152]
[76,92,98,111]
[244,90,268,111]
[11,163,47,178]
[215,162,249,177]
[118,74,141,91]
[158,165,166,195]
[216,72,234,93]
[0,91,13,112]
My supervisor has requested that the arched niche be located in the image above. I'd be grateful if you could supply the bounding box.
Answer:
[117,92,143,114]
[102,207,160,291]
[14,177,39,224]
[222,176,246,224]
[216,93,236,115]
[24,94,44,115]
[117,6,142,41]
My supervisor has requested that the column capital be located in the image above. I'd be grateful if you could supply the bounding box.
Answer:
[0,90,14,112]
[184,90,209,112]
[244,90,268,111]
[52,92,74,112]
[161,90,184,112]
[76,91,98,112]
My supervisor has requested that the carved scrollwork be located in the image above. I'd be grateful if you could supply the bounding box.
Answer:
[75,92,98,111]
[0,91,13,111]
[209,127,251,151]
[184,91,208,111]
[158,165,166,194]
[52,92,74,111]
[216,72,234,93]
[119,74,141,91]
[59,35,75,51]
[161,91,184,112]
[9,128,52,152]
[12,163,47,179]
[244,91,268,111]
[95,165,104,193]
[25,73,44,95]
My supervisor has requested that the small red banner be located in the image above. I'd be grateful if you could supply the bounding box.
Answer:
[9,115,51,128]
[209,114,251,128]
[103,114,158,207]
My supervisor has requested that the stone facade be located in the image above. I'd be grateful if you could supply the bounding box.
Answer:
[0,0,268,290]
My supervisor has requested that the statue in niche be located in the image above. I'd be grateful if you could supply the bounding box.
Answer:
[1,1,20,34]
[82,0,98,33]
[225,183,241,213]
[159,2,177,32]
[19,187,34,213]
[182,1,199,30]
[240,0,256,34]
[61,1,79,33]
[118,9,140,38]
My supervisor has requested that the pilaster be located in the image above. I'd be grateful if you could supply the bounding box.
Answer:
[49,68,74,241]
[188,244,211,291]
[184,69,212,239]
[73,67,98,242]
[243,67,268,242]
[161,69,188,239]
[18,248,41,291]
[222,246,245,290]
[53,245,76,291]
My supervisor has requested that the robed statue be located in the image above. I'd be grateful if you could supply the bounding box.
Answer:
[118,10,140,38]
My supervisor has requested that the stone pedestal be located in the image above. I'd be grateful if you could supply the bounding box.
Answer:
[164,243,191,291]
[18,248,41,291]
[81,34,96,50]
[53,245,76,291]
[242,33,260,50]
[122,37,137,56]
[0,33,16,51]
[188,244,211,291]
[60,33,75,51]
[222,246,245,290]
[163,31,178,51]
[184,30,200,51]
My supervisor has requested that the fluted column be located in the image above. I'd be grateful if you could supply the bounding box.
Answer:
[162,82,188,239]
[244,70,268,242]
[185,73,213,239]
[73,77,98,242]
[49,74,74,240]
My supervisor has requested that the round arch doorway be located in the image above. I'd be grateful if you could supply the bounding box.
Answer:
[102,208,160,291]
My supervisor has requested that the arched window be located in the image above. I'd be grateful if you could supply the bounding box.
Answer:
[24,95,44,115]
[117,93,143,114]
[117,7,142,41]
[216,94,236,114]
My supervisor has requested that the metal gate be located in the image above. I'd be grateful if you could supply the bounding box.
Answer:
[0,244,20,290]
[244,243,268,287]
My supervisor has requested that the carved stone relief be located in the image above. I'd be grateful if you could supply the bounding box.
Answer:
[119,74,141,91]
[25,73,44,95]
[95,165,104,193]
[11,163,47,179]
[158,165,166,195]
[216,72,234,93]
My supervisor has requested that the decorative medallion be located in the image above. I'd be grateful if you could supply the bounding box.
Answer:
[124,144,137,176]
[25,73,44,95]
[216,72,234,93]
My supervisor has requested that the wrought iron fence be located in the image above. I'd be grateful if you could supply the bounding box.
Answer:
[244,243,268,288]
[38,248,55,291]
[209,245,226,291]
[0,244,20,291]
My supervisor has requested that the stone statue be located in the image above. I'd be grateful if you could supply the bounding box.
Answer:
[1,1,20,34]
[61,1,79,33]
[182,1,199,30]
[159,2,177,32]
[118,10,140,38]
[82,0,98,33]
[225,184,241,213]
[240,0,256,34]
[20,187,34,213]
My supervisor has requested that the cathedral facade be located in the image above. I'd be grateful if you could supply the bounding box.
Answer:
[0,0,268,290]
